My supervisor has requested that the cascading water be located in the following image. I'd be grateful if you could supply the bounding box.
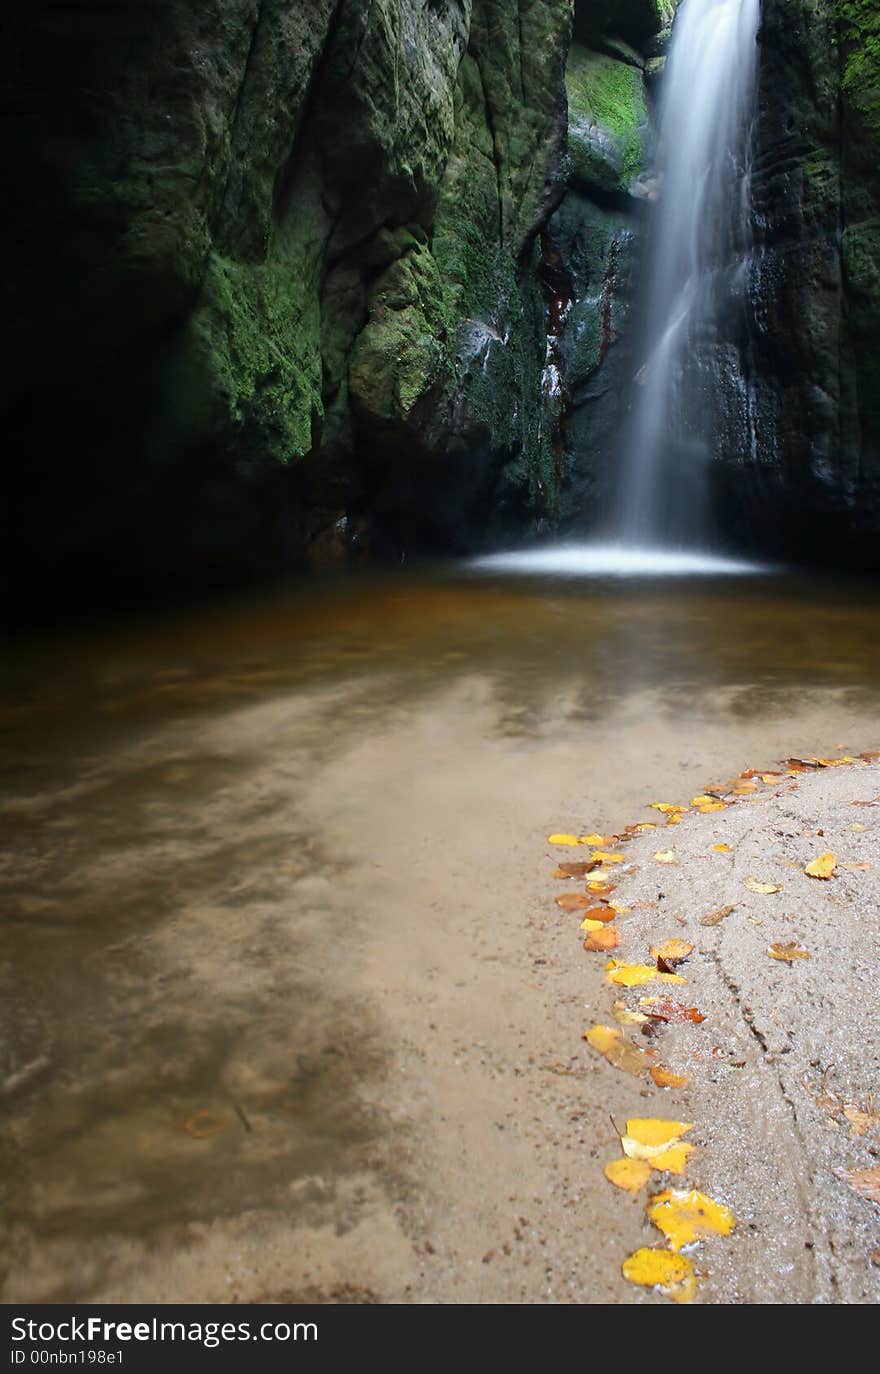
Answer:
[616,0,761,549]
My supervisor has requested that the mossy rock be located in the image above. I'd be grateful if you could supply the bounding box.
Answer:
[566,45,650,196]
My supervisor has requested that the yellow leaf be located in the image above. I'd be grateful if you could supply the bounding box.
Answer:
[804,852,837,879]
[654,850,677,865]
[746,876,782,894]
[621,1248,698,1304]
[691,795,716,806]
[651,1065,690,1088]
[582,1024,653,1076]
[612,999,648,1025]
[665,812,683,825]
[582,833,609,846]
[625,1118,694,1147]
[698,801,726,813]
[712,843,731,853]
[579,916,606,931]
[608,901,628,914]
[590,849,624,863]
[604,1157,652,1192]
[605,960,685,987]
[650,802,686,813]
[634,822,657,830]
[767,941,810,962]
[760,773,781,784]
[548,834,581,846]
[851,823,867,832]
[650,938,694,965]
[646,1188,737,1251]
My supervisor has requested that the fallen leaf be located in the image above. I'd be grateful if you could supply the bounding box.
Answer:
[691,795,716,806]
[579,904,617,924]
[584,925,621,952]
[633,822,657,830]
[760,773,781,783]
[621,1248,697,1304]
[583,1024,653,1076]
[651,1066,690,1088]
[859,749,880,763]
[654,850,677,865]
[651,803,686,814]
[552,861,600,878]
[650,938,694,966]
[767,941,811,962]
[613,1000,648,1026]
[843,1105,880,1137]
[834,1165,880,1206]
[586,881,616,896]
[590,850,624,864]
[700,903,737,927]
[184,1111,228,1139]
[621,1118,695,1174]
[554,892,596,911]
[850,823,867,832]
[665,812,683,826]
[646,1188,736,1250]
[804,852,837,879]
[604,1157,652,1192]
[548,834,582,846]
[698,801,726,813]
[580,916,606,932]
[605,960,685,988]
[712,843,732,853]
[641,997,706,1025]
[841,860,871,872]
[746,876,782,894]
[582,832,616,846]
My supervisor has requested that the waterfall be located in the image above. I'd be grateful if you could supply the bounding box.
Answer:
[616,0,761,548]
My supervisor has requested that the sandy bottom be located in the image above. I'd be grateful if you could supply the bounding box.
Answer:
[1,567,879,1303]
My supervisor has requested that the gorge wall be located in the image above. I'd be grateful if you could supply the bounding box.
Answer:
[2,0,879,613]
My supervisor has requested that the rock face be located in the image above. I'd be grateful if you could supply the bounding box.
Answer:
[0,0,570,607]
[546,19,656,529]
[707,0,880,566]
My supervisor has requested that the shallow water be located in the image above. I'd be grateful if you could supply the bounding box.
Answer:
[1,561,879,1301]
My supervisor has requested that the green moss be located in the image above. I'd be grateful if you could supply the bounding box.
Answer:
[189,234,322,463]
[566,46,649,194]
[836,0,880,140]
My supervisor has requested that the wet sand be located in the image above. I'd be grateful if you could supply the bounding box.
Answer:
[1,566,879,1302]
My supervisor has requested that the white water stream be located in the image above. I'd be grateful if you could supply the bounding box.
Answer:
[617,0,761,547]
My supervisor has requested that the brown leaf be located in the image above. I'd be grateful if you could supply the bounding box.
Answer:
[555,892,597,911]
[642,998,707,1025]
[834,1165,880,1206]
[584,925,621,952]
[552,861,600,879]
[699,903,737,927]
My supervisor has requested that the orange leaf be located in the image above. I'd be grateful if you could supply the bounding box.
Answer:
[650,939,694,966]
[767,941,810,962]
[584,925,621,952]
[651,1066,690,1088]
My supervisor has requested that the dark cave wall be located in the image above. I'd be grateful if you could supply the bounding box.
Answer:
[0,0,571,608]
